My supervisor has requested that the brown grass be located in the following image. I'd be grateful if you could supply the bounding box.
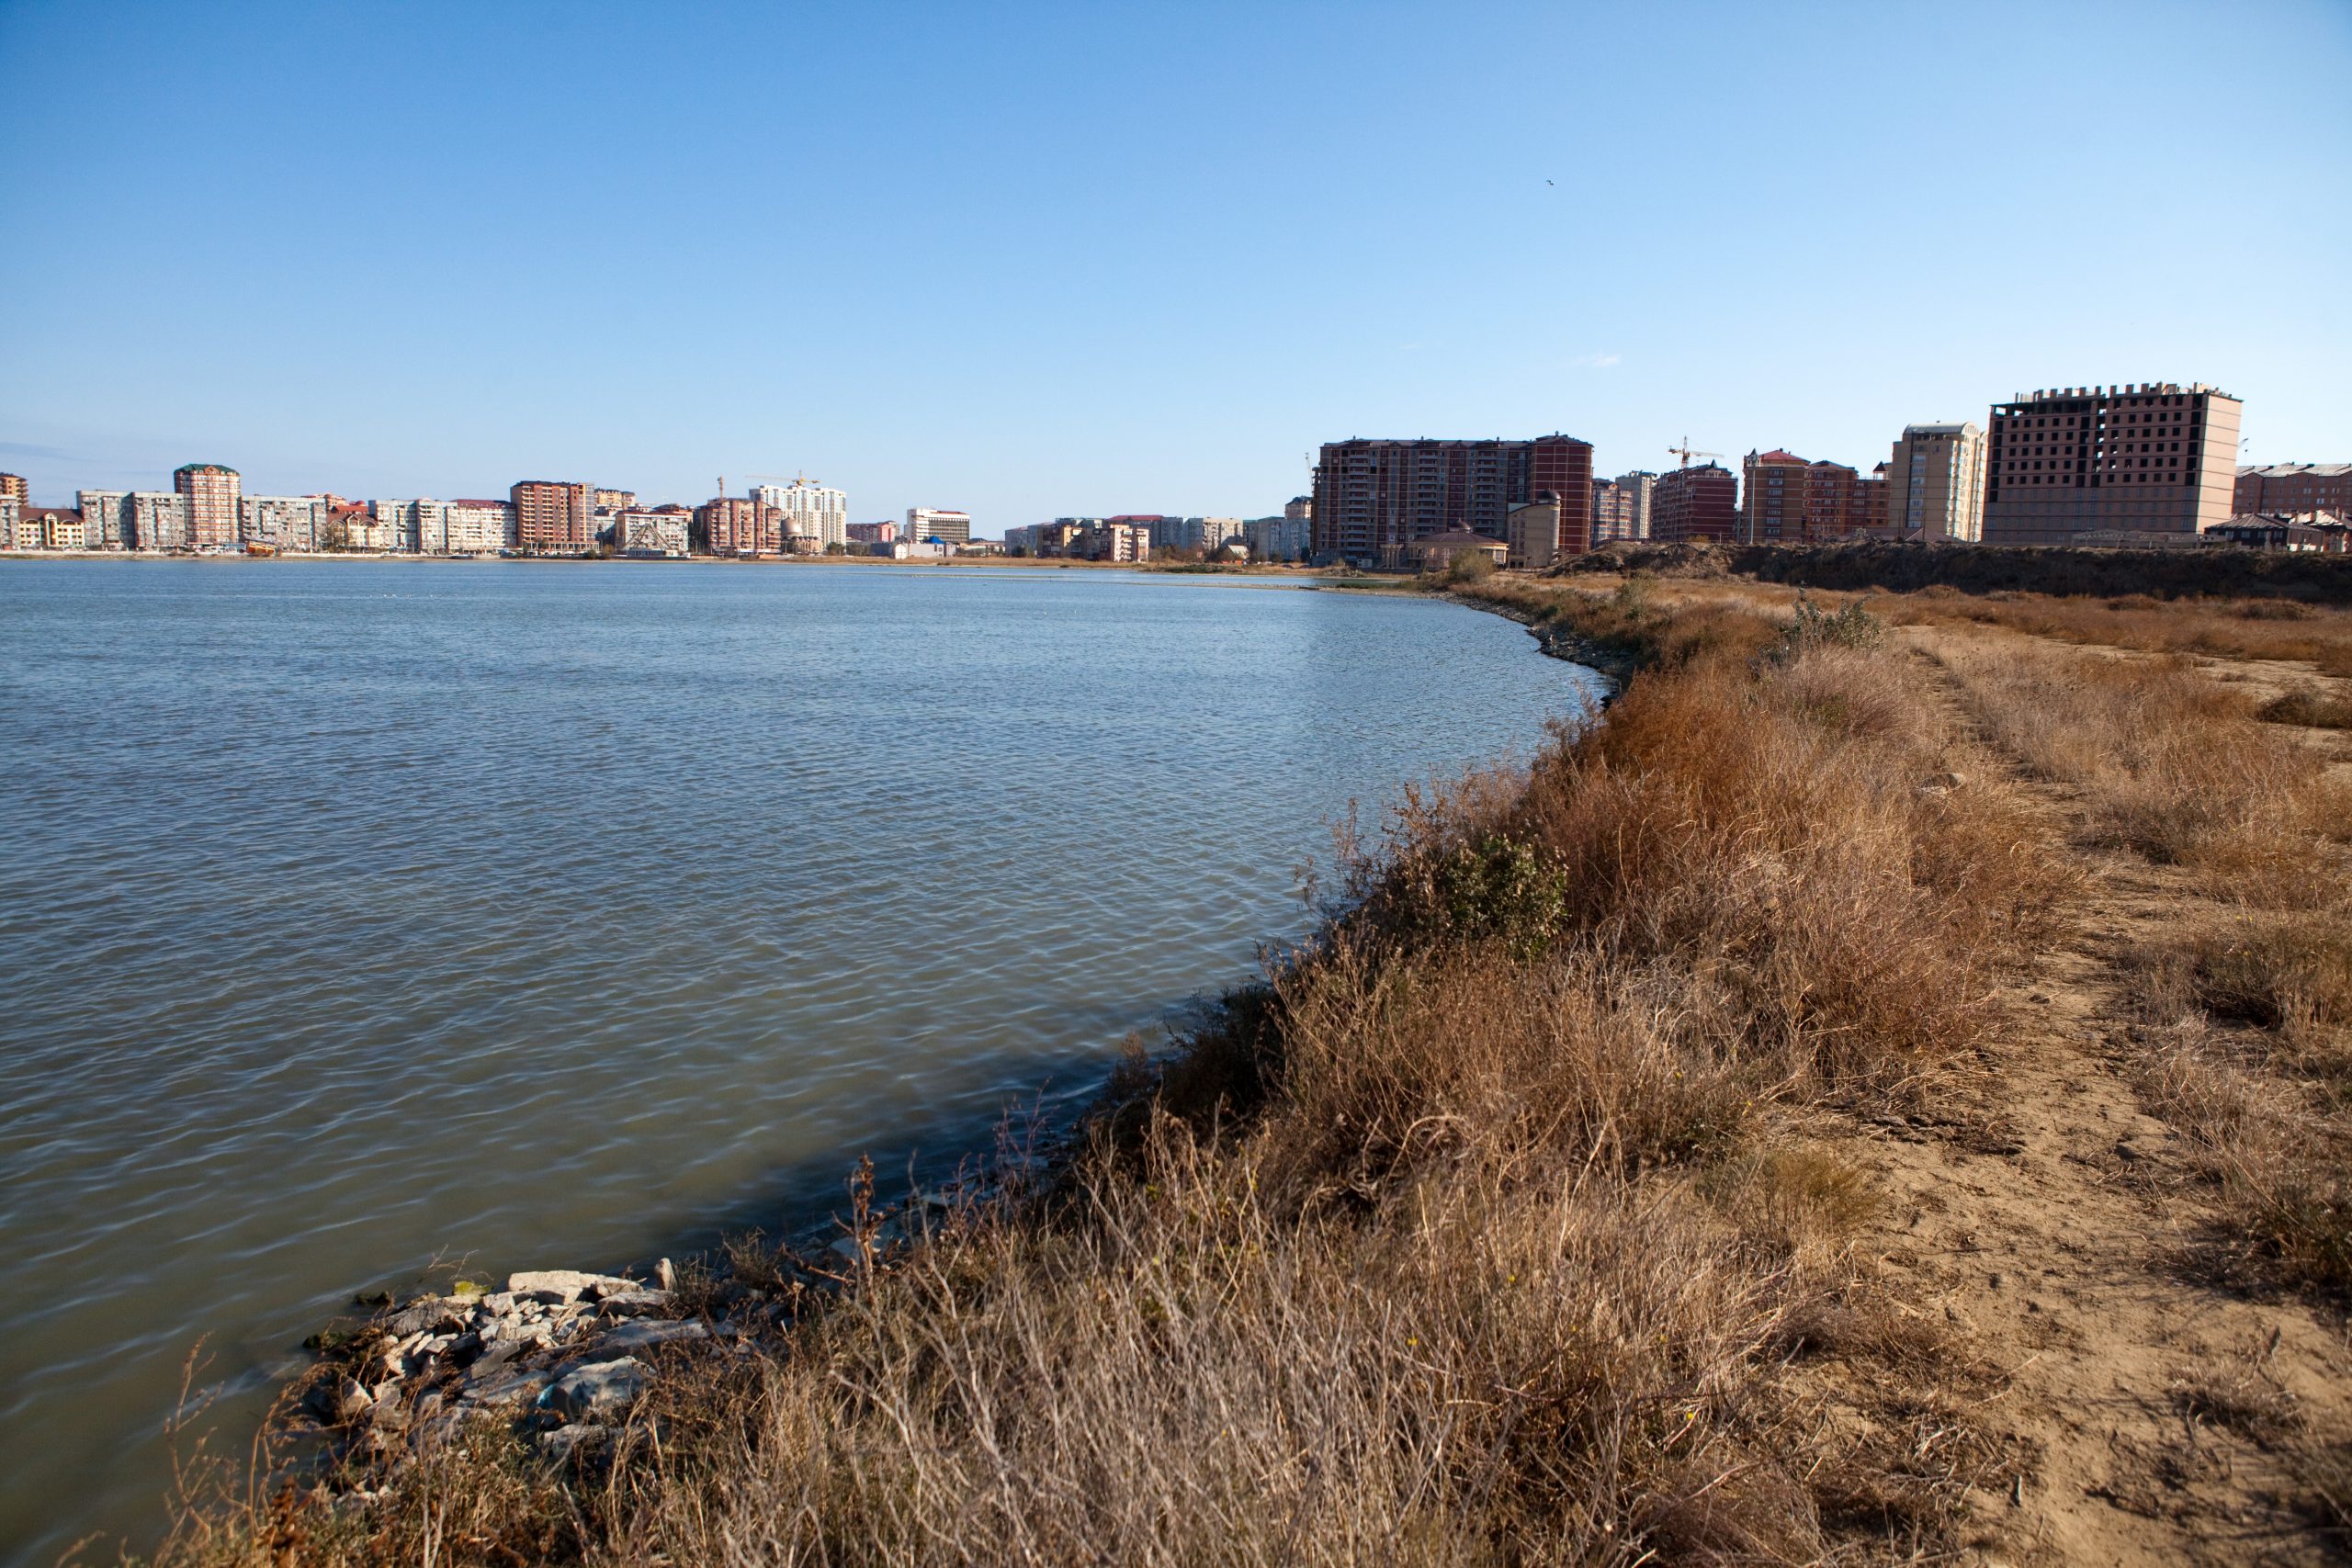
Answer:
[147,596,2067,1565]
[1883,585,2352,679]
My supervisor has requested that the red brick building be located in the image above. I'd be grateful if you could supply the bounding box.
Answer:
[1311,434,1594,566]
[695,496,783,555]
[1653,463,1738,544]
[2234,463,2351,518]
[1743,450,1880,543]
[511,479,591,553]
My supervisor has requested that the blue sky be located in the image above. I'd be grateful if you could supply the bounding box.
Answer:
[3,0,2346,525]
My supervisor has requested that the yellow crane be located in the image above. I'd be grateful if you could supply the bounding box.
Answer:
[1668,436,1722,469]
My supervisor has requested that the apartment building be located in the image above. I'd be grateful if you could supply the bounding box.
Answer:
[1244,513,1311,562]
[77,491,130,549]
[1884,423,1987,540]
[845,521,898,545]
[594,489,636,513]
[1650,463,1738,544]
[1598,471,1654,543]
[448,499,516,553]
[1739,451,1878,543]
[31,507,85,549]
[697,496,782,555]
[1310,434,1595,567]
[751,479,850,547]
[1080,518,1151,562]
[1283,495,1312,523]
[907,508,972,546]
[511,479,591,553]
[2235,463,2352,519]
[1982,383,2242,544]
[1507,498,1562,570]
[0,497,30,548]
[240,494,330,552]
[617,505,692,557]
[130,491,191,550]
[174,463,241,548]
[0,473,26,506]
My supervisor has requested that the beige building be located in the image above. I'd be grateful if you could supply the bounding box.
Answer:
[175,463,242,548]
[1885,423,1986,541]
[1982,383,2242,544]
[907,508,972,546]
[1409,528,1508,570]
[0,473,26,506]
[511,479,591,553]
[1506,498,1560,569]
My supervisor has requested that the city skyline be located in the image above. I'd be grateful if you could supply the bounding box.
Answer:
[3,1,2346,523]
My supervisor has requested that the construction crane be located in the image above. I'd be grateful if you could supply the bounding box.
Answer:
[1667,436,1721,469]
[745,471,820,492]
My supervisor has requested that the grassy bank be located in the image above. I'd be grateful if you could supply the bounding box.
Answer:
[151,571,2352,1563]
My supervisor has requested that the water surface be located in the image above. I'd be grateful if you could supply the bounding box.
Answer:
[0,561,1597,1561]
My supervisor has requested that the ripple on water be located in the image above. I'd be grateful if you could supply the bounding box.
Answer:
[0,563,1600,1564]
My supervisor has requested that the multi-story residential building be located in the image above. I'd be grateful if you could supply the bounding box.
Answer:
[1591,479,1638,544]
[0,473,26,506]
[379,499,452,553]
[617,505,692,557]
[1243,513,1312,562]
[31,507,85,549]
[511,479,591,553]
[1650,463,1738,545]
[240,494,331,552]
[1855,465,1888,534]
[1194,516,1245,554]
[77,491,130,549]
[446,499,516,553]
[174,463,241,548]
[845,521,898,546]
[130,491,191,550]
[594,488,637,513]
[751,479,851,547]
[1283,495,1312,523]
[907,508,972,546]
[1740,450,1811,542]
[1612,471,1656,541]
[1507,498,1562,570]
[1982,382,2242,545]
[1884,423,1987,541]
[2234,463,2352,519]
[1077,518,1151,563]
[1310,434,1595,567]
[697,496,782,555]
[1804,460,1879,540]
[0,497,30,548]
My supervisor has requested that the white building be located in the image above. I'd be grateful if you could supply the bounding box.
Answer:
[1244,514,1311,561]
[76,491,130,550]
[1889,422,1987,542]
[617,506,692,557]
[1612,471,1656,541]
[240,494,331,551]
[907,507,971,546]
[752,479,850,547]
[130,492,190,550]
[446,499,517,553]
[379,500,453,553]
[0,497,32,549]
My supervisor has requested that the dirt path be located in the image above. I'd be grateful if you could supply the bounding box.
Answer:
[1841,627,2352,1565]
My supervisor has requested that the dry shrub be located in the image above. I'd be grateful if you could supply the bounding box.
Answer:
[1882,587,2352,676]
[2259,684,2352,729]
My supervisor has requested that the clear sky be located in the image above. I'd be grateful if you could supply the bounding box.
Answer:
[3,0,2346,525]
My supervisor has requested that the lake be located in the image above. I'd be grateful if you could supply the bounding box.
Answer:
[0,560,1599,1562]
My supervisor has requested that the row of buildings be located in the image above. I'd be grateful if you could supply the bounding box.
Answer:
[1306,382,2335,568]
[1001,505,1314,563]
[0,468,863,558]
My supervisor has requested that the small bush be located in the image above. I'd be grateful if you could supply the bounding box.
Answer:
[1774,594,1884,660]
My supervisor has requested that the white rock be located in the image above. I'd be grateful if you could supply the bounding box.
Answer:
[540,1358,650,1422]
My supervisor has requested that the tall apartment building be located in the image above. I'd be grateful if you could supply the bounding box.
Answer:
[2235,463,2352,518]
[1856,465,1888,534]
[1310,434,1594,567]
[594,488,636,513]
[510,479,591,553]
[0,497,28,548]
[697,496,782,554]
[175,463,241,548]
[907,508,972,546]
[751,479,851,547]
[1614,471,1655,541]
[1982,383,2242,545]
[1283,495,1312,522]
[0,474,26,506]
[1885,423,1987,540]
[1650,463,1738,545]
[77,491,130,549]
[1740,451,1878,543]
[1590,480,1634,544]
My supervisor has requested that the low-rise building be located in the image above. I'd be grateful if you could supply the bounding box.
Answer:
[846,521,898,546]
[2235,463,2352,518]
[907,507,971,546]
[1409,528,1508,570]
[30,507,85,549]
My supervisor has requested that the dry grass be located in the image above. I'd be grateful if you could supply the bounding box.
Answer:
[149,596,2067,1566]
[1883,586,2352,678]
